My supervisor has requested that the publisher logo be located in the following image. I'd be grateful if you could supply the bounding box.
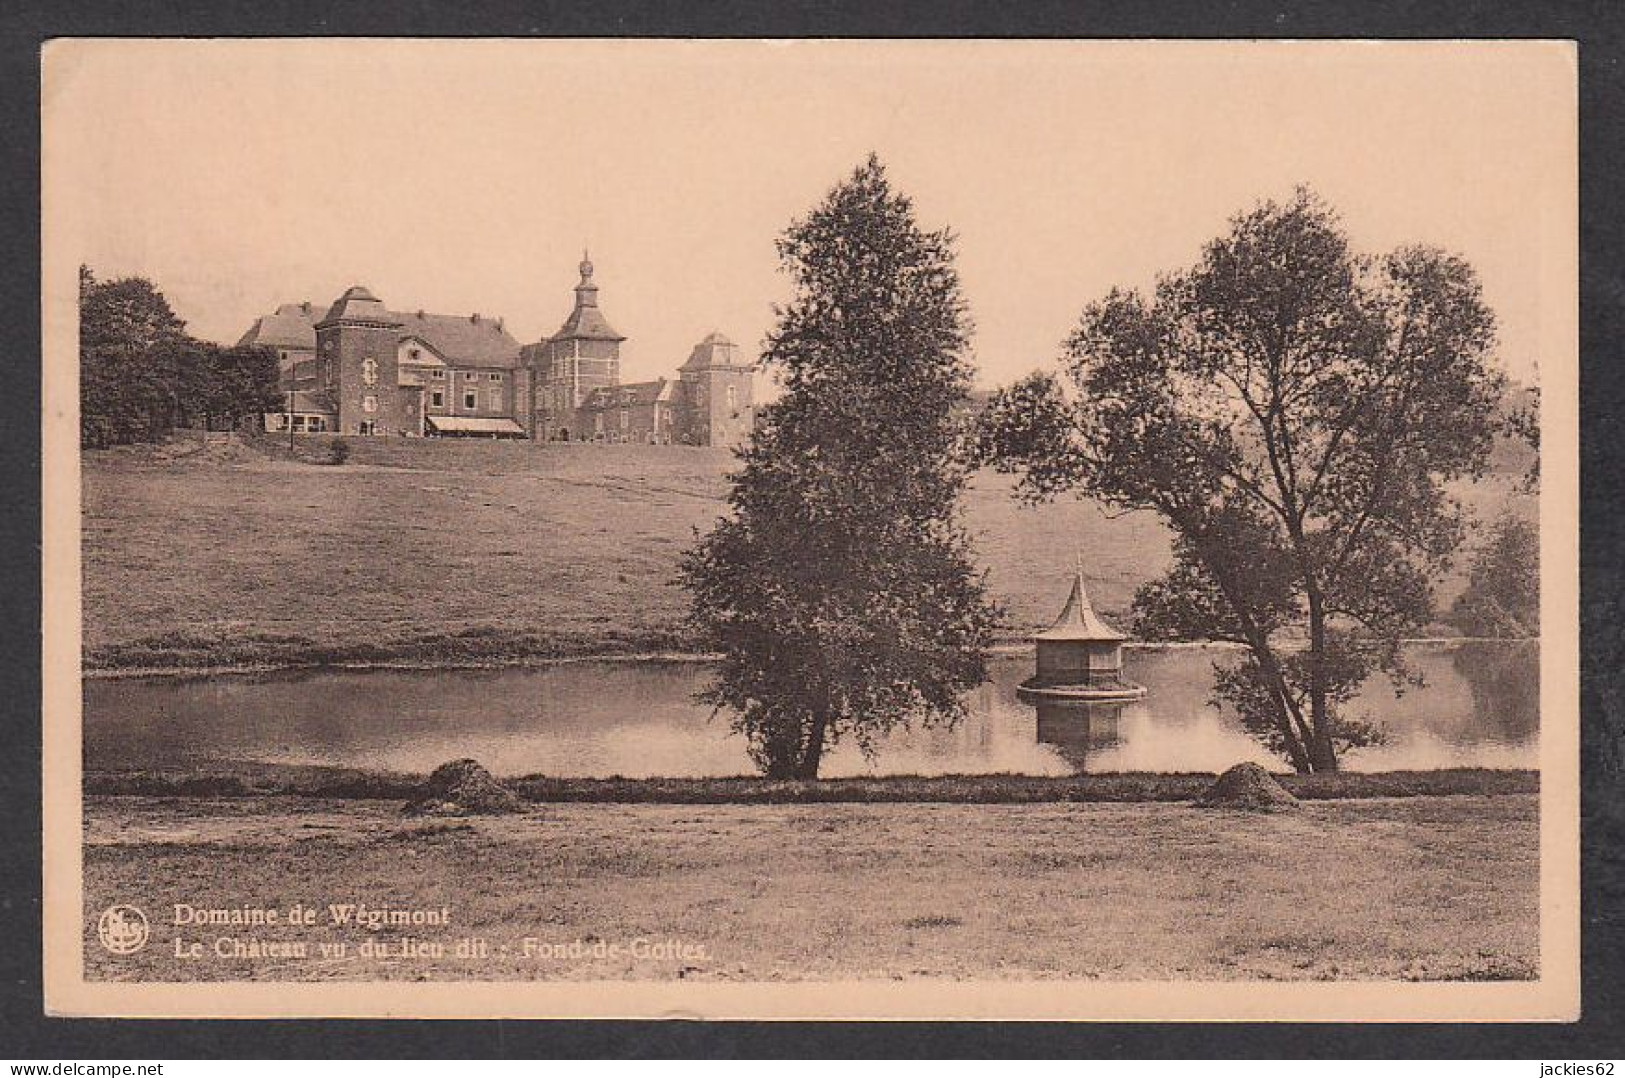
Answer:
[97,904,149,955]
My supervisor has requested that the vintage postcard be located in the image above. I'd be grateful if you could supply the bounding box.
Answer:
[40,38,1579,1020]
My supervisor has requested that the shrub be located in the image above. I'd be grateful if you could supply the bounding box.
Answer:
[325,437,351,466]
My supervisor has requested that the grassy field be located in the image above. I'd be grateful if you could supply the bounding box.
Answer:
[81,433,1534,671]
[82,793,1539,982]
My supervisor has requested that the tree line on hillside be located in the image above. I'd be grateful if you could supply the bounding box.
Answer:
[80,266,281,448]
[683,158,1539,778]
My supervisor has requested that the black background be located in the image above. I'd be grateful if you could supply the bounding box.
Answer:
[2,0,1621,1059]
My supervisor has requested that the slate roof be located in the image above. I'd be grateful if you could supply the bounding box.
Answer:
[680,330,749,371]
[241,289,523,370]
[320,285,397,326]
[552,302,625,343]
[237,302,321,350]
[1035,572,1127,642]
[395,311,523,370]
[550,257,625,342]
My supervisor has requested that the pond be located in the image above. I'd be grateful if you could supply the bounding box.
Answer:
[83,641,1539,777]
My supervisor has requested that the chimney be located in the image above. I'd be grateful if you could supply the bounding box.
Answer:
[471,313,481,324]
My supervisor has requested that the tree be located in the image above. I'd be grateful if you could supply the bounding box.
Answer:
[1451,512,1540,638]
[79,267,280,444]
[979,188,1507,772]
[180,342,281,431]
[679,155,999,779]
[79,266,190,447]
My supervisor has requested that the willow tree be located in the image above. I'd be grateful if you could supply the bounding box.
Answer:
[981,188,1507,772]
[680,155,997,779]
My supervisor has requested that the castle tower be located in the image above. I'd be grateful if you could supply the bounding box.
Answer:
[677,331,755,447]
[314,285,407,436]
[527,252,626,440]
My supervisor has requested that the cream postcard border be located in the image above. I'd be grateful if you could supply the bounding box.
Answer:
[38,37,1581,1021]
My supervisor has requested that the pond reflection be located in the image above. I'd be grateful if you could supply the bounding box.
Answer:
[83,643,1539,778]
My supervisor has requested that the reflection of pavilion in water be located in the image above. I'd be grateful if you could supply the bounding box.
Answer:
[1017,569,1146,771]
[1035,699,1127,770]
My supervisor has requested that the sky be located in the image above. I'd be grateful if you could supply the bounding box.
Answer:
[44,39,1573,389]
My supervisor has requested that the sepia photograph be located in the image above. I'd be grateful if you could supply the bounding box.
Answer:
[38,38,1579,1021]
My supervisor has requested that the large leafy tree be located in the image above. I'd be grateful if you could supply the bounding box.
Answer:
[980,188,1508,772]
[680,155,998,779]
[80,267,279,444]
[79,266,190,447]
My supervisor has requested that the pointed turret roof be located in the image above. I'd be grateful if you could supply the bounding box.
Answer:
[550,251,625,342]
[1035,570,1127,642]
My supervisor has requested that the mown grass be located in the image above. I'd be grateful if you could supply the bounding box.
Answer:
[83,763,1537,803]
[81,436,1535,672]
[82,795,1540,982]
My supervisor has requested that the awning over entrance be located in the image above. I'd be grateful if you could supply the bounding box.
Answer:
[426,415,527,437]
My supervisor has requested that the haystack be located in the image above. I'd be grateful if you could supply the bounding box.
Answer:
[403,758,525,816]
[1196,762,1300,812]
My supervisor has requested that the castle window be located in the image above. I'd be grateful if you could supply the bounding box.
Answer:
[489,388,503,411]
[620,408,630,430]
[431,390,444,408]
[362,358,379,387]
[362,394,378,414]
[488,373,502,382]
[727,385,738,411]
[431,370,445,380]
[464,390,478,411]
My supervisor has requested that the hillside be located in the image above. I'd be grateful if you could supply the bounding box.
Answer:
[80,434,1534,671]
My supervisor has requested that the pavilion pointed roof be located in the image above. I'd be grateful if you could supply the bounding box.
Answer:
[1035,570,1127,642]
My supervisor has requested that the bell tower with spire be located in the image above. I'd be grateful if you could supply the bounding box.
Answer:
[523,250,627,440]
